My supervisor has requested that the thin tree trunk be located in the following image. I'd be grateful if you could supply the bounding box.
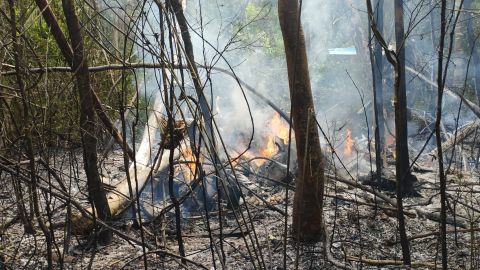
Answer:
[61,0,112,244]
[429,0,438,114]
[366,0,412,265]
[34,0,135,161]
[435,0,460,268]
[165,0,218,162]
[369,0,386,181]
[9,0,53,266]
[393,0,412,264]
[394,0,414,195]
[278,0,325,242]
[7,2,35,234]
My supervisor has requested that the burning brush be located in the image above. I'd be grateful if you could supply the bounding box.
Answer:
[343,128,354,156]
[158,116,187,150]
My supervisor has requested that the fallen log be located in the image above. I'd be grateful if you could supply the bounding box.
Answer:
[71,94,185,234]
[429,120,480,158]
[346,256,436,268]
[2,164,206,270]
[406,66,480,119]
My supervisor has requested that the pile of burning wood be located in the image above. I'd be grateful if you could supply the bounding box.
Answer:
[71,98,300,233]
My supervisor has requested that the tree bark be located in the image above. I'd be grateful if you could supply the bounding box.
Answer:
[394,0,414,195]
[435,0,455,268]
[61,0,112,244]
[393,0,412,265]
[278,0,325,242]
[369,0,386,180]
[366,0,412,265]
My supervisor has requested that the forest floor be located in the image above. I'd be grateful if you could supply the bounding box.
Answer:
[1,142,480,269]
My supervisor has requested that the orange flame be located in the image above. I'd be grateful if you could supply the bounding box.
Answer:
[256,112,292,164]
[270,112,291,143]
[182,147,197,181]
[343,129,354,156]
[260,138,277,158]
[386,133,395,146]
[385,132,396,159]
[232,112,292,167]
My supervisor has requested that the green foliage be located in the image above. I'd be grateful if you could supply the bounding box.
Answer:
[0,1,136,146]
[232,1,284,57]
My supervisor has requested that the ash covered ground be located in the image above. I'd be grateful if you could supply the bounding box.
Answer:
[1,132,480,270]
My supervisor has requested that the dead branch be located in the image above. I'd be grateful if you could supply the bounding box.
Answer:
[1,63,291,122]
[389,227,480,244]
[406,66,480,119]
[119,249,208,270]
[0,63,173,75]
[429,119,480,157]
[326,174,468,228]
[346,256,436,268]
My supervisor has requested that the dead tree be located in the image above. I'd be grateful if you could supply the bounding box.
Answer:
[394,0,415,197]
[165,0,218,161]
[435,1,448,268]
[435,0,465,268]
[369,0,386,181]
[278,0,325,242]
[61,0,112,244]
[366,0,412,265]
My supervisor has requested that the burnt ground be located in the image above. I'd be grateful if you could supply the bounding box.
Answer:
[1,141,480,270]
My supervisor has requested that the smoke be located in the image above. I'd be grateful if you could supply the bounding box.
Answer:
[176,0,373,152]
[98,0,479,163]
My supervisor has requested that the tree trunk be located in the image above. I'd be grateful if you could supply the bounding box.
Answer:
[366,0,413,265]
[429,0,438,114]
[369,0,386,180]
[71,95,180,234]
[165,0,218,162]
[435,0,458,267]
[394,0,414,195]
[61,0,112,244]
[278,0,325,242]
[393,0,412,265]
[34,0,135,161]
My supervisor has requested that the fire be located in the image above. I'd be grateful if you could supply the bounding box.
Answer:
[260,138,277,158]
[270,112,291,143]
[386,132,395,146]
[343,128,354,156]
[182,147,197,180]
[256,112,292,164]
[231,112,293,167]
[385,132,396,160]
